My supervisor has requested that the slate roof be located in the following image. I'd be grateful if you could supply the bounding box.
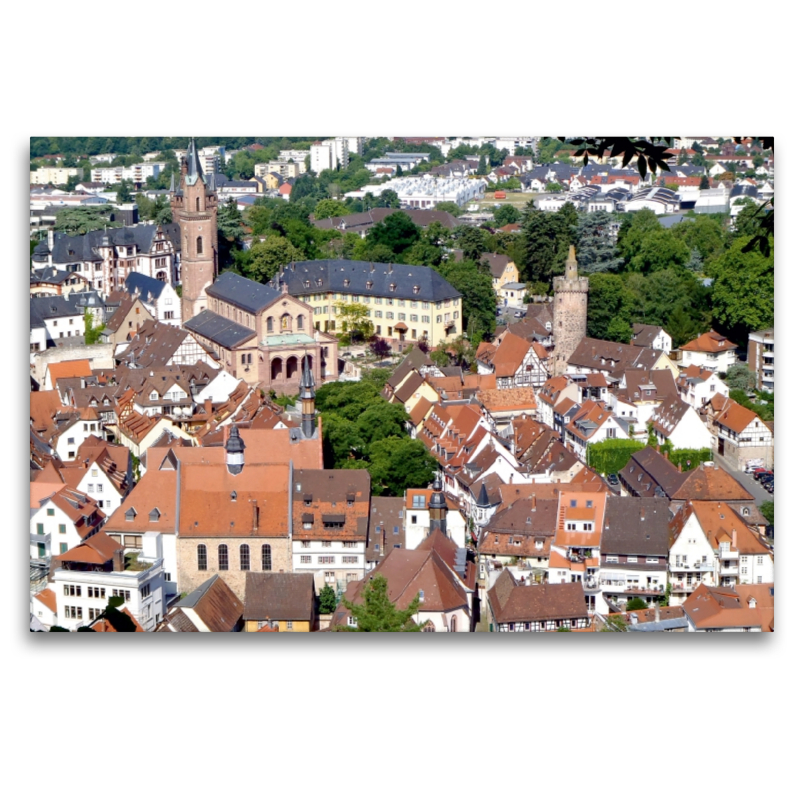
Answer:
[49,223,181,265]
[630,324,666,348]
[30,294,84,322]
[124,272,170,301]
[168,575,244,632]
[206,271,282,315]
[619,447,686,498]
[184,309,257,349]
[277,260,461,303]
[244,573,315,622]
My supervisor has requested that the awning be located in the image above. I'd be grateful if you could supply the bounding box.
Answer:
[393,322,408,331]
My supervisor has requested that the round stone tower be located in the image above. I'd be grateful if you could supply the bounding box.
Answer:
[552,244,588,376]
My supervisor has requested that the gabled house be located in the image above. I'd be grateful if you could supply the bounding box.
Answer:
[291,469,372,591]
[563,400,628,463]
[649,395,714,450]
[156,575,244,632]
[567,336,678,380]
[537,375,581,430]
[598,496,671,614]
[678,330,738,373]
[677,365,729,410]
[477,332,549,390]
[30,486,105,562]
[608,368,679,439]
[243,573,316,632]
[682,583,774,632]
[330,529,476,632]
[487,570,591,632]
[706,393,773,470]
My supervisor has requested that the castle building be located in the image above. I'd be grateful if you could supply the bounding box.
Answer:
[171,139,219,322]
[552,245,588,376]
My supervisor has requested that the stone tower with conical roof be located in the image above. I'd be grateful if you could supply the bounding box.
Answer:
[552,244,588,376]
[171,138,218,323]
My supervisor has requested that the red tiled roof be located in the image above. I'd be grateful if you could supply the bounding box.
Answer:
[679,330,737,353]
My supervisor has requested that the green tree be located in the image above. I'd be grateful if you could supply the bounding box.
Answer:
[434,201,462,216]
[724,363,757,392]
[337,302,374,343]
[759,501,774,527]
[545,181,563,193]
[616,209,662,267]
[245,237,303,282]
[436,259,495,340]
[314,198,350,219]
[477,154,488,175]
[707,236,773,340]
[493,204,521,227]
[367,437,438,496]
[370,189,400,209]
[586,273,634,340]
[625,597,648,611]
[54,206,120,236]
[575,211,623,273]
[430,345,450,369]
[116,179,134,203]
[629,229,691,275]
[337,573,422,632]
[84,310,103,345]
[672,215,726,263]
[700,175,710,190]
[453,225,487,262]
[318,584,338,614]
[356,403,409,447]
[366,212,420,256]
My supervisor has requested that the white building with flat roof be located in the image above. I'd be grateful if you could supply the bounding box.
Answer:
[355,175,487,209]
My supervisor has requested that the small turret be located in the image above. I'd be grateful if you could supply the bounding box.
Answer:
[428,476,447,536]
[564,244,578,280]
[476,480,490,509]
[299,354,316,439]
[225,423,245,475]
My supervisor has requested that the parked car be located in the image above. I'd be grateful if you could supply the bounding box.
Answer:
[764,482,774,494]
[758,471,774,485]
[607,473,619,486]
[514,311,524,318]
[752,467,769,478]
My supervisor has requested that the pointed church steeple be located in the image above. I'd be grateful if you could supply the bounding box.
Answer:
[476,480,490,508]
[185,137,205,186]
[299,354,316,438]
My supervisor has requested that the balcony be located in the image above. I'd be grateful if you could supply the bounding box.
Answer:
[719,563,738,576]
[718,550,739,560]
[692,562,714,572]
[671,581,701,594]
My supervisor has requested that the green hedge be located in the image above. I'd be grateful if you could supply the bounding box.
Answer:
[668,448,713,471]
[586,440,646,476]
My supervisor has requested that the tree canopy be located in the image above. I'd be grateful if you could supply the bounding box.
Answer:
[337,573,422,632]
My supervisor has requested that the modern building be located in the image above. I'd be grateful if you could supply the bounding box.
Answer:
[748,328,774,392]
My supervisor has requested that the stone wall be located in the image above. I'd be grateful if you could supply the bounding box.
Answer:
[33,343,115,387]
[176,536,292,602]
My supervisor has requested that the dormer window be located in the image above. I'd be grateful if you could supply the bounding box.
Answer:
[344,279,350,288]
[413,286,420,295]
[149,508,161,522]
[150,391,158,401]
[125,507,137,522]
[390,283,396,292]
[366,281,373,290]
[303,281,310,289]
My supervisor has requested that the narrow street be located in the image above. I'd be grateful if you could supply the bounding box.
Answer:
[712,453,773,505]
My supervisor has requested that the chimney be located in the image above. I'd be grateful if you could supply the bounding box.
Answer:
[112,548,125,572]
[655,604,661,623]
[205,398,212,418]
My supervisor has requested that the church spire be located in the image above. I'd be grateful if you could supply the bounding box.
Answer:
[299,354,316,438]
[185,137,205,186]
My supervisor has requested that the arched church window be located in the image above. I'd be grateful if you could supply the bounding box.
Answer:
[197,236,203,255]
[196,197,200,212]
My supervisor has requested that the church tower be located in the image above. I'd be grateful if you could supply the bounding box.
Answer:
[171,138,218,323]
[552,244,588,376]
[299,354,317,439]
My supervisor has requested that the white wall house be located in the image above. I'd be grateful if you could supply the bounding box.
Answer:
[668,507,717,606]
[30,488,105,561]
[52,412,104,461]
[649,397,714,451]
[677,367,729,411]
[52,555,165,632]
[404,497,467,550]
[678,331,738,373]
